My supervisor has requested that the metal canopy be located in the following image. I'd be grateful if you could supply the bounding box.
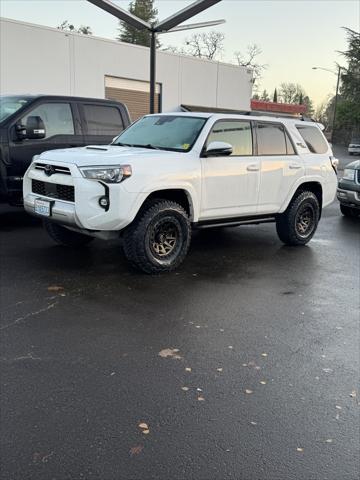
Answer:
[154,0,222,32]
[87,0,150,30]
[87,0,224,114]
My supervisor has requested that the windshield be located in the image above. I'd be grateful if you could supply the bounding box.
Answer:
[0,96,32,123]
[113,115,207,152]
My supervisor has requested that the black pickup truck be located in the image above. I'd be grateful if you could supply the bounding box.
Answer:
[0,95,131,205]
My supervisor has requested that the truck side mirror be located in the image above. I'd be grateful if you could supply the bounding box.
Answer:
[204,141,233,157]
[16,116,46,140]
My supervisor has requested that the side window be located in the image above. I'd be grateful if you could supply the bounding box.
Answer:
[21,103,74,139]
[83,105,124,135]
[257,123,287,155]
[207,120,253,156]
[296,125,328,154]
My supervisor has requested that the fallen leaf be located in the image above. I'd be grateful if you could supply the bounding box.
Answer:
[195,325,201,329]
[197,396,205,401]
[242,363,248,367]
[129,445,143,456]
[142,430,150,435]
[181,386,189,391]
[185,367,192,372]
[261,353,268,357]
[47,285,64,292]
[196,388,203,392]
[245,389,253,394]
[158,348,182,360]
[335,413,340,420]
[228,346,233,350]
[350,390,357,398]
[325,439,333,443]
[260,381,267,385]
[250,421,257,426]
[254,366,261,370]
[219,329,224,332]
[217,368,223,372]
[110,372,116,376]
[335,405,342,410]
[296,448,304,452]
[322,368,333,373]
[138,423,148,430]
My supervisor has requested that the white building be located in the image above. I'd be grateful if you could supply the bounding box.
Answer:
[0,17,253,120]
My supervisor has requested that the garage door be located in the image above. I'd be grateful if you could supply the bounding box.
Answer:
[105,76,161,122]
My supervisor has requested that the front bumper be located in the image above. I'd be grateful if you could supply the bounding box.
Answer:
[337,188,360,208]
[24,193,79,227]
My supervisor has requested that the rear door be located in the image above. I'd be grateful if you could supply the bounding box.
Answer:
[8,100,82,181]
[79,103,126,146]
[256,121,303,214]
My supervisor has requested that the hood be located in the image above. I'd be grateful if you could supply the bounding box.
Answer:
[345,160,360,170]
[38,145,180,167]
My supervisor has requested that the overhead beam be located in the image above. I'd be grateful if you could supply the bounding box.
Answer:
[155,0,222,32]
[87,0,150,30]
[167,19,225,34]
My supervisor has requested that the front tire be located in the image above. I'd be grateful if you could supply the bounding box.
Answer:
[44,220,94,247]
[276,191,320,246]
[123,199,191,274]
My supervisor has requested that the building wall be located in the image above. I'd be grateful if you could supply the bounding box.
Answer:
[0,18,252,113]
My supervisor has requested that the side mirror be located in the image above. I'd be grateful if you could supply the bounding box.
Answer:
[16,116,46,140]
[204,141,233,157]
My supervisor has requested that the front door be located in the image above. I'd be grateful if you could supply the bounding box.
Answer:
[8,102,83,191]
[200,119,259,219]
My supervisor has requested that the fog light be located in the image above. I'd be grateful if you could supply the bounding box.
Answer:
[99,196,109,209]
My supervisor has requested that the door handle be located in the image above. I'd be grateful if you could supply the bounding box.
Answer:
[289,163,301,169]
[247,164,259,172]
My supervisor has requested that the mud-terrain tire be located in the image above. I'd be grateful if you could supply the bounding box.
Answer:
[276,191,320,246]
[44,220,94,247]
[123,199,191,274]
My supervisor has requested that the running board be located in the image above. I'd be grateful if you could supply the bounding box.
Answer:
[194,215,276,229]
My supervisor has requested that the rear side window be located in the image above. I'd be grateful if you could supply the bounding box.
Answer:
[83,105,124,135]
[296,125,328,154]
[21,103,74,138]
[257,123,287,155]
[207,120,253,156]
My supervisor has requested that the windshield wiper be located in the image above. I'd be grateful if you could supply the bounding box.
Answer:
[114,142,133,147]
[132,143,161,150]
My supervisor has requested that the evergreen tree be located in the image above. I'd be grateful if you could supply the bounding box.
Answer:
[118,0,159,47]
[260,89,270,101]
[273,88,278,102]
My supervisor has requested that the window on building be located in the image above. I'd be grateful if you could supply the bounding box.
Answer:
[83,105,124,135]
[21,103,74,138]
[296,125,328,154]
[207,120,253,156]
[257,123,287,155]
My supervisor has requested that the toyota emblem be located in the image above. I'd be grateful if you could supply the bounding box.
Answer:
[44,165,55,176]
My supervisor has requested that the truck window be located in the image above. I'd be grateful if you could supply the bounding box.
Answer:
[296,125,328,154]
[257,123,287,155]
[207,120,253,156]
[83,105,124,135]
[21,103,74,138]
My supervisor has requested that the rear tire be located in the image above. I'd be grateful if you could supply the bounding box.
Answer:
[340,204,358,217]
[123,199,191,274]
[276,191,320,246]
[44,220,94,247]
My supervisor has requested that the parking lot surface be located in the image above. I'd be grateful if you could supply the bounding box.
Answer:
[0,194,359,479]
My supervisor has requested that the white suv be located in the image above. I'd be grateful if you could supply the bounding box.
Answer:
[23,113,338,273]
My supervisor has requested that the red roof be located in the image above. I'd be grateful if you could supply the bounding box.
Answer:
[251,99,306,114]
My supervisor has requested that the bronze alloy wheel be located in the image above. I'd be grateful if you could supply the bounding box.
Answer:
[149,218,180,259]
[295,203,316,238]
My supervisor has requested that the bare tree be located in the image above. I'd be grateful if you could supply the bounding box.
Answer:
[183,31,225,60]
[57,20,92,35]
[234,44,267,85]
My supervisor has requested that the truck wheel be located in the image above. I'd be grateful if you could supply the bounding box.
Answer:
[44,220,94,247]
[340,204,357,217]
[123,200,191,274]
[276,191,320,246]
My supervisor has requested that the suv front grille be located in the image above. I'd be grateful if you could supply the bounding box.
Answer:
[35,163,71,175]
[32,180,75,202]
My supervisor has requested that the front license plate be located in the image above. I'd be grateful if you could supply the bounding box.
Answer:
[34,198,51,217]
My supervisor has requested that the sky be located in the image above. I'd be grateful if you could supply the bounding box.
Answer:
[1,0,359,107]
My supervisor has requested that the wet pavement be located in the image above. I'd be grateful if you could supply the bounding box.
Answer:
[0,196,359,479]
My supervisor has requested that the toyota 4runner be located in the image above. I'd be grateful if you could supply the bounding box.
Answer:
[23,113,338,273]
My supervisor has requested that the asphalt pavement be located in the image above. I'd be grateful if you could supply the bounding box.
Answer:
[0,176,359,479]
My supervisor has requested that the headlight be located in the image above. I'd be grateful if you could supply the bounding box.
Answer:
[342,168,355,181]
[79,165,132,183]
